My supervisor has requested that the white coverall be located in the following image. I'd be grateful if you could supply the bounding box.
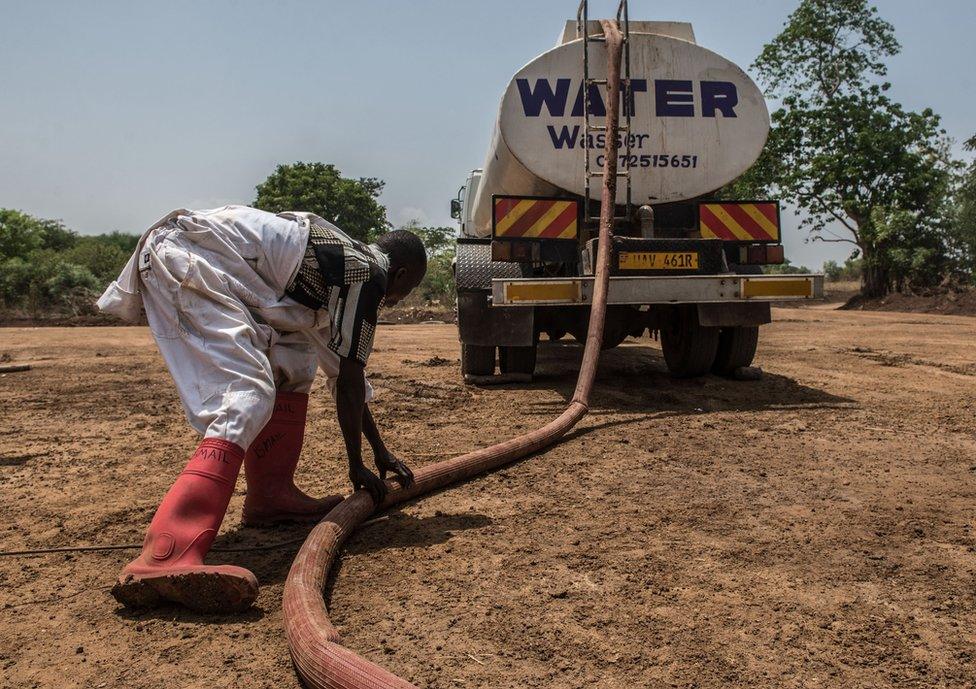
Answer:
[97,206,379,449]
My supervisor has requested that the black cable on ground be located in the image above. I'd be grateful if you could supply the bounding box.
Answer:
[0,540,307,557]
[0,516,390,558]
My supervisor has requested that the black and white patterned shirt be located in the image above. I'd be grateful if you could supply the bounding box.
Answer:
[286,222,388,366]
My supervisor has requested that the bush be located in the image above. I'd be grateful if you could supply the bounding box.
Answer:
[0,257,35,307]
[764,259,812,275]
[397,222,456,304]
[0,208,136,317]
[41,260,100,314]
[0,250,99,315]
[421,252,455,303]
[62,237,130,283]
[823,257,863,282]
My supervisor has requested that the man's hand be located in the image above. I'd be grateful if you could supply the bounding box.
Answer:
[374,449,415,489]
[349,462,387,505]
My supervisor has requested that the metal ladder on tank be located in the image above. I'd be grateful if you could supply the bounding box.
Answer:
[576,0,633,230]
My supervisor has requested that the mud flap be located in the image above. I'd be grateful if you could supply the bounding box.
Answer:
[457,291,535,347]
[697,302,771,327]
[455,240,534,347]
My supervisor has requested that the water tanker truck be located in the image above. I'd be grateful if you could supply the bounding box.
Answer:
[451,5,823,380]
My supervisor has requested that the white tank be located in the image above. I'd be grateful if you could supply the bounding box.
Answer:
[467,21,770,237]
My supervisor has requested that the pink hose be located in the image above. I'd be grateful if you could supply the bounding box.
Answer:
[283,20,625,689]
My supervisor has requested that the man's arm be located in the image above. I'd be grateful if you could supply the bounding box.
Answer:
[362,405,386,456]
[336,357,387,504]
[363,405,414,489]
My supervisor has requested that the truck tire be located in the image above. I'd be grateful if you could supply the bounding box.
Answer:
[660,307,720,378]
[712,326,759,376]
[499,345,537,376]
[461,344,495,377]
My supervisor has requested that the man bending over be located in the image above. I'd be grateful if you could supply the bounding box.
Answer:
[98,205,426,612]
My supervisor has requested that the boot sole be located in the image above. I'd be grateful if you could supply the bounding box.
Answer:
[112,568,259,614]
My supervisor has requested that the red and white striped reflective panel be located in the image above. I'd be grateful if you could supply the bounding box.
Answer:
[493,197,578,240]
[699,202,780,242]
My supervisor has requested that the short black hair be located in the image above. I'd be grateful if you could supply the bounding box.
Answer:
[375,230,427,280]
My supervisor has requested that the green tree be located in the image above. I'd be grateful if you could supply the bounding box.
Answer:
[754,0,899,101]
[38,221,78,253]
[408,224,454,257]
[763,259,812,275]
[750,0,956,298]
[95,231,140,255]
[399,221,456,303]
[822,256,863,282]
[253,162,388,242]
[0,209,78,260]
[717,144,780,200]
[951,135,976,282]
[63,236,130,283]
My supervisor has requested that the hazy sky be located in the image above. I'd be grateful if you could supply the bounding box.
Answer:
[1,0,973,269]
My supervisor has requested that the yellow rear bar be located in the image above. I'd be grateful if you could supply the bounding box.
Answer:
[491,274,824,306]
[740,277,814,298]
[504,281,582,304]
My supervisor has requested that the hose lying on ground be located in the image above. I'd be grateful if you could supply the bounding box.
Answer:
[283,20,625,689]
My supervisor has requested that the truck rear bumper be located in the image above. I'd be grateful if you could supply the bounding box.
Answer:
[491,274,824,306]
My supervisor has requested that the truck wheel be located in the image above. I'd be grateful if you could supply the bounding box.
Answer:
[712,326,759,376]
[499,345,537,376]
[660,307,720,378]
[461,344,495,377]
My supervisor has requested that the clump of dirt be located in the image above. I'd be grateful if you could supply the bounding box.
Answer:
[379,305,455,324]
[841,286,976,316]
[415,356,453,367]
[845,344,976,376]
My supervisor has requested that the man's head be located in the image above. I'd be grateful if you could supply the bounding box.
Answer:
[374,230,427,306]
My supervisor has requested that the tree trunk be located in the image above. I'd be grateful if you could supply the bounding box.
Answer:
[861,249,889,299]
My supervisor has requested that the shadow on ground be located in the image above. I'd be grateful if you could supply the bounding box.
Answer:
[112,599,268,623]
[206,510,493,590]
[322,510,493,611]
[346,510,493,556]
[501,339,856,417]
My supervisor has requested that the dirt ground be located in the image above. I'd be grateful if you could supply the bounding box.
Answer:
[1,307,975,689]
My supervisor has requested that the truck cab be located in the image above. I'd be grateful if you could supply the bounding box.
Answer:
[451,169,483,239]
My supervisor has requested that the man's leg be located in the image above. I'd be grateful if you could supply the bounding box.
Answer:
[112,439,257,613]
[241,332,342,526]
[112,238,275,612]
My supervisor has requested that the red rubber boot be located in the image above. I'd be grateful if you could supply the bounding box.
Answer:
[241,392,343,527]
[112,439,258,613]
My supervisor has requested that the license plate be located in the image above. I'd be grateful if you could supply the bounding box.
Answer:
[618,251,700,270]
